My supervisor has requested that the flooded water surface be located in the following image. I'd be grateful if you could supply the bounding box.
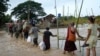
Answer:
[0,26,100,56]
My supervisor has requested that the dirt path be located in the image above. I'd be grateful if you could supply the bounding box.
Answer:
[0,31,74,56]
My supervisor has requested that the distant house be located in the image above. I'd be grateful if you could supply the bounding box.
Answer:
[43,14,55,28]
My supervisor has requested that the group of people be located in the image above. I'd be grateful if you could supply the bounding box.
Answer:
[7,16,100,56]
[7,19,28,39]
[7,19,57,51]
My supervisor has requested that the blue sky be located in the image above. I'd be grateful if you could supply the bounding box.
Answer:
[7,0,100,17]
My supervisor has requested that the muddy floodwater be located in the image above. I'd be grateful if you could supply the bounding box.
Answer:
[0,26,100,56]
[0,31,73,56]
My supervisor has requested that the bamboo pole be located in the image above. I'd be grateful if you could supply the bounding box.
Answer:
[76,0,84,52]
[55,0,59,49]
[86,8,89,16]
[75,0,78,18]
[62,5,65,22]
[67,6,69,19]
[91,8,94,15]
[63,5,65,17]
[76,0,84,27]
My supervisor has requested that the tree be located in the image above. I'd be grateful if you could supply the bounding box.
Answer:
[11,1,46,20]
[0,0,9,17]
[0,0,9,12]
[0,14,11,28]
[0,0,10,27]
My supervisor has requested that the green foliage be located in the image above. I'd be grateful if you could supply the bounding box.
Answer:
[0,14,11,27]
[0,0,10,27]
[0,0,9,12]
[55,16,100,27]
[11,1,46,20]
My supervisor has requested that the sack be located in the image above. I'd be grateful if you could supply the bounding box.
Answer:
[39,41,46,50]
[27,36,31,43]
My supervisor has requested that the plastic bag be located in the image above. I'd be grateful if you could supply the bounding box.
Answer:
[29,27,33,34]
[39,41,46,50]
[27,36,31,43]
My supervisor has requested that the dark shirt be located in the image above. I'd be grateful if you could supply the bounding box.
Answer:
[43,30,53,41]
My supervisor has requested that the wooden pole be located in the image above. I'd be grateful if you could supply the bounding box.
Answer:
[62,5,65,22]
[76,0,84,27]
[86,8,89,16]
[63,5,65,17]
[91,8,94,15]
[75,0,78,18]
[55,0,59,49]
[67,6,69,19]
[76,0,84,52]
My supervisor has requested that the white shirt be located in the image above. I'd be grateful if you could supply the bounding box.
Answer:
[87,24,99,42]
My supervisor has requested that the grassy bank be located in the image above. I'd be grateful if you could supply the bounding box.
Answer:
[39,17,100,28]
[58,17,100,27]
